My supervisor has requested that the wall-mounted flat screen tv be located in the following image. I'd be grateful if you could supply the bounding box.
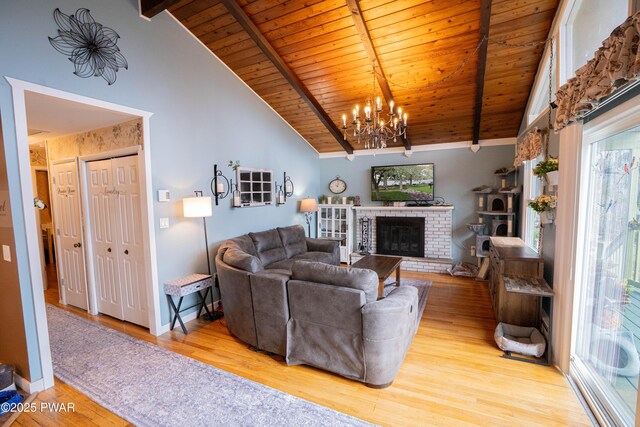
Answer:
[371,163,434,202]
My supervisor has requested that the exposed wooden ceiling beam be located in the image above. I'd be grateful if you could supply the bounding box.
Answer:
[140,0,180,19]
[219,0,354,154]
[345,0,410,151]
[472,0,493,146]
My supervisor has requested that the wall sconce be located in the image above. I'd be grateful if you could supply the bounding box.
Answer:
[232,182,241,207]
[211,164,231,206]
[276,184,285,206]
[275,172,294,206]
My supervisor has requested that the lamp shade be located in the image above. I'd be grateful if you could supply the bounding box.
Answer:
[299,198,318,213]
[183,196,212,218]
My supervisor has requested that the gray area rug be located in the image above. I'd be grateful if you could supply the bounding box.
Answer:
[46,305,375,427]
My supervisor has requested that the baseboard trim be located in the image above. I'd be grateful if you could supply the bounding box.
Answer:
[157,300,221,335]
[14,375,45,393]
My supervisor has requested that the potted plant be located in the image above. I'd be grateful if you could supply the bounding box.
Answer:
[354,195,361,206]
[318,194,327,204]
[347,196,355,205]
[533,158,559,186]
[528,195,557,224]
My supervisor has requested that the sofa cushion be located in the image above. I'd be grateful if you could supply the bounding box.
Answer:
[292,252,335,265]
[265,259,295,272]
[218,235,258,258]
[223,248,263,273]
[277,225,307,258]
[292,261,378,304]
[249,229,287,266]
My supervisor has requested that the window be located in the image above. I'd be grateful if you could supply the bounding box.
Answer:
[573,108,640,426]
[522,156,543,251]
[562,0,629,84]
[527,49,557,126]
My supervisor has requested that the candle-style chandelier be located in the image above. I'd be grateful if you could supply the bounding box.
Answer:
[341,65,408,149]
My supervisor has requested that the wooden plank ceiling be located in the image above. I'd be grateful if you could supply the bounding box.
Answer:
[167,0,558,153]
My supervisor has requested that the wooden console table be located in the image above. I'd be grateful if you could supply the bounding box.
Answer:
[489,237,544,326]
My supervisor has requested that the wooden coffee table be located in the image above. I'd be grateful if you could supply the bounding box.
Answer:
[352,255,403,298]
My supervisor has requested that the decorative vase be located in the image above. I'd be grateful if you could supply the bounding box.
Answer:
[342,196,347,204]
[327,196,333,204]
[546,170,558,187]
[539,210,555,224]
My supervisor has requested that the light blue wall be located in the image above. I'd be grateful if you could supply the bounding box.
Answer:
[319,145,516,263]
[0,0,320,381]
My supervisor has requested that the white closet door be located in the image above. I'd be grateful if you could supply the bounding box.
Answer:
[52,161,88,310]
[113,155,148,327]
[86,159,123,320]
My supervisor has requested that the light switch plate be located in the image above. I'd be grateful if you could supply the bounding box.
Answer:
[158,190,170,202]
[2,245,11,262]
[159,218,170,229]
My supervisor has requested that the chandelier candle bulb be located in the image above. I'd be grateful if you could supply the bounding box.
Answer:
[389,100,394,113]
[376,97,382,111]
[403,113,408,125]
[342,114,347,128]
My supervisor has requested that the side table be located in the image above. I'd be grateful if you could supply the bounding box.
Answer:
[164,274,213,334]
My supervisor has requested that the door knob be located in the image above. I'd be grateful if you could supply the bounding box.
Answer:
[107,248,111,253]
[124,250,129,255]
[74,242,82,248]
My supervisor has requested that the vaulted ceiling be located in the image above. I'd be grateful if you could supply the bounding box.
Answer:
[143,0,558,153]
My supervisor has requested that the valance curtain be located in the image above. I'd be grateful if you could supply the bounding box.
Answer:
[555,11,640,131]
[514,127,543,167]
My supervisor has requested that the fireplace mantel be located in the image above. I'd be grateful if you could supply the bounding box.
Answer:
[353,205,454,211]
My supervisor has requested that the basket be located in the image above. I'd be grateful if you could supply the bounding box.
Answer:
[0,364,15,392]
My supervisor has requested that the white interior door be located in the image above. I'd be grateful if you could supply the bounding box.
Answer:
[86,159,123,320]
[52,160,88,310]
[112,155,148,327]
[86,155,148,327]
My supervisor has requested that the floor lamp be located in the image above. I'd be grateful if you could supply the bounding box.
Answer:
[183,191,222,320]
[300,198,318,237]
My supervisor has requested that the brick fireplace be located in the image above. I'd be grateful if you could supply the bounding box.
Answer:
[352,206,454,273]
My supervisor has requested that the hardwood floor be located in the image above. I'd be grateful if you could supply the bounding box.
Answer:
[16,267,590,426]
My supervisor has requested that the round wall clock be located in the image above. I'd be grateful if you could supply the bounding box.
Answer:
[329,176,347,194]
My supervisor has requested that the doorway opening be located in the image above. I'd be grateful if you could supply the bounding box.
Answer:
[7,78,160,391]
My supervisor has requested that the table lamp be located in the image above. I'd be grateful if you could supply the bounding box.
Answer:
[300,198,318,237]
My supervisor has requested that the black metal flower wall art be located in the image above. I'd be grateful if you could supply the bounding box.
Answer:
[48,8,128,85]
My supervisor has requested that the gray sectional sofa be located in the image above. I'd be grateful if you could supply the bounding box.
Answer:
[215,224,420,388]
